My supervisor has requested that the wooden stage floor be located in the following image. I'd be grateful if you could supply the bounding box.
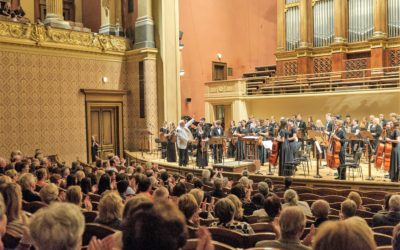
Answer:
[125,151,400,191]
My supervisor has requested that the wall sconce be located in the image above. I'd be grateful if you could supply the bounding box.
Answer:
[102,76,109,84]
[185,97,192,103]
[217,53,223,61]
[179,69,185,76]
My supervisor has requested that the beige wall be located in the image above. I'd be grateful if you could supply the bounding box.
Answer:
[246,91,400,121]
[0,45,132,163]
[179,0,277,118]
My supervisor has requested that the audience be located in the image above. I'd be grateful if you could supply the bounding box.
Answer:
[340,199,357,220]
[178,193,200,228]
[94,190,123,230]
[256,206,311,249]
[0,183,27,234]
[347,191,367,211]
[122,200,188,250]
[28,202,85,250]
[209,177,226,198]
[282,189,312,217]
[39,183,59,204]
[257,181,269,197]
[373,194,400,227]
[393,223,400,250]
[18,173,41,202]
[311,200,330,227]
[212,198,254,234]
[313,216,376,250]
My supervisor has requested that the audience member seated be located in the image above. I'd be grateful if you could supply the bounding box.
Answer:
[393,223,400,250]
[380,193,393,214]
[212,197,254,234]
[313,216,376,250]
[27,202,85,250]
[66,174,77,188]
[137,174,152,198]
[311,200,330,227]
[18,173,41,202]
[35,168,47,192]
[0,193,6,245]
[94,191,123,230]
[275,177,292,192]
[173,182,187,197]
[154,186,169,202]
[282,189,312,217]
[209,178,226,198]
[66,185,92,211]
[80,177,93,195]
[347,191,367,211]
[0,183,28,235]
[257,181,270,198]
[97,173,112,195]
[255,194,282,221]
[226,194,244,221]
[373,194,400,227]
[39,183,59,204]
[340,199,357,220]
[256,206,311,250]
[121,200,188,250]
[178,193,200,228]
[244,193,265,216]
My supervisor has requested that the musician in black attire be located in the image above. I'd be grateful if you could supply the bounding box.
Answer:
[255,120,268,165]
[210,120,224,163]
[350,119,361,154]
[369,118,382,160]
[269,117,278,139]
[166,122,177,162]
[195,125,209,168]
[159,121,169,159]
[332,120,347,180]
[234,120,247,161]
[227,121,236,158]
[277,119,295,176]
[295,114,307,150]
[325,113,334,134]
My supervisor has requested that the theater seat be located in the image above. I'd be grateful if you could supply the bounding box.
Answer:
[373,233,393,247]
[372,226,394,237]
[182,239,236,250]
[83,211,99,223]
[2,229,22,249]
[82,223,117,247]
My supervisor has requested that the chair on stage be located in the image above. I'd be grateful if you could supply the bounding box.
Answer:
[344,150,363,181]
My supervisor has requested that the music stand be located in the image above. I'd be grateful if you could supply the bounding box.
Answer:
[136,129,153,157]
[308,130,324,178]
[359,131,374,180]
[209,136,226,164]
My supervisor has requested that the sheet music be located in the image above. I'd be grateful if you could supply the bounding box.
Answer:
[315,141,322,154]
[243,136,259,139]
[262,140,273,150]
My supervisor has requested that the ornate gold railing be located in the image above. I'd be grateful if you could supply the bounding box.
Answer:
[245,66,400,96]
[0,20,129,54]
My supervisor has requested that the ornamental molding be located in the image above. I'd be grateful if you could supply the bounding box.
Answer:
[0,20,129,54]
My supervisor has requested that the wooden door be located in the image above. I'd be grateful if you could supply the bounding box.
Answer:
[90,107,118,160]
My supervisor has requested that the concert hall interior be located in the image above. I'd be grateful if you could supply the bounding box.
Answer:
[1,0,400,249]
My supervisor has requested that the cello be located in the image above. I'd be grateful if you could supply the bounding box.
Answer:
[375,129,386,170]
[269,139,279,166]
[326,128,341,169]
[383,128,393,172]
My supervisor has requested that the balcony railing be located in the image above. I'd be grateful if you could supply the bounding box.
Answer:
[245,66,400,96]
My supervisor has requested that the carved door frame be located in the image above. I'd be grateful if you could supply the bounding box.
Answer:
[81,89,128,163]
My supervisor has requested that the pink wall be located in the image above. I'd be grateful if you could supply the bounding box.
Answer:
[179,0,277,117]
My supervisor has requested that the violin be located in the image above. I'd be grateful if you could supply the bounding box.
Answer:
[326,128,341,169]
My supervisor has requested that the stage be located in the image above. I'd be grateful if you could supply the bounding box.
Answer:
[124,151,400,192]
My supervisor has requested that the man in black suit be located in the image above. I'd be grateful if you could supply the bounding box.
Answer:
[373,195,400,227]
[210,120,224,163]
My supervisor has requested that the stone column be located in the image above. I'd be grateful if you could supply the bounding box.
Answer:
[134,0,155,48]
[144,57,158,150]
[74,0,83,23]
[276,0,285,52]
[333,0,346,43]
[373,0,388,38]
[299,0,312,48]
[44,0,71,29]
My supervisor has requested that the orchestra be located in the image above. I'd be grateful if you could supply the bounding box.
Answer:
[157,113,400,181]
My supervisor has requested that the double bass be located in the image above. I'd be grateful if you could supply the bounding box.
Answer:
[326,129,341,169]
